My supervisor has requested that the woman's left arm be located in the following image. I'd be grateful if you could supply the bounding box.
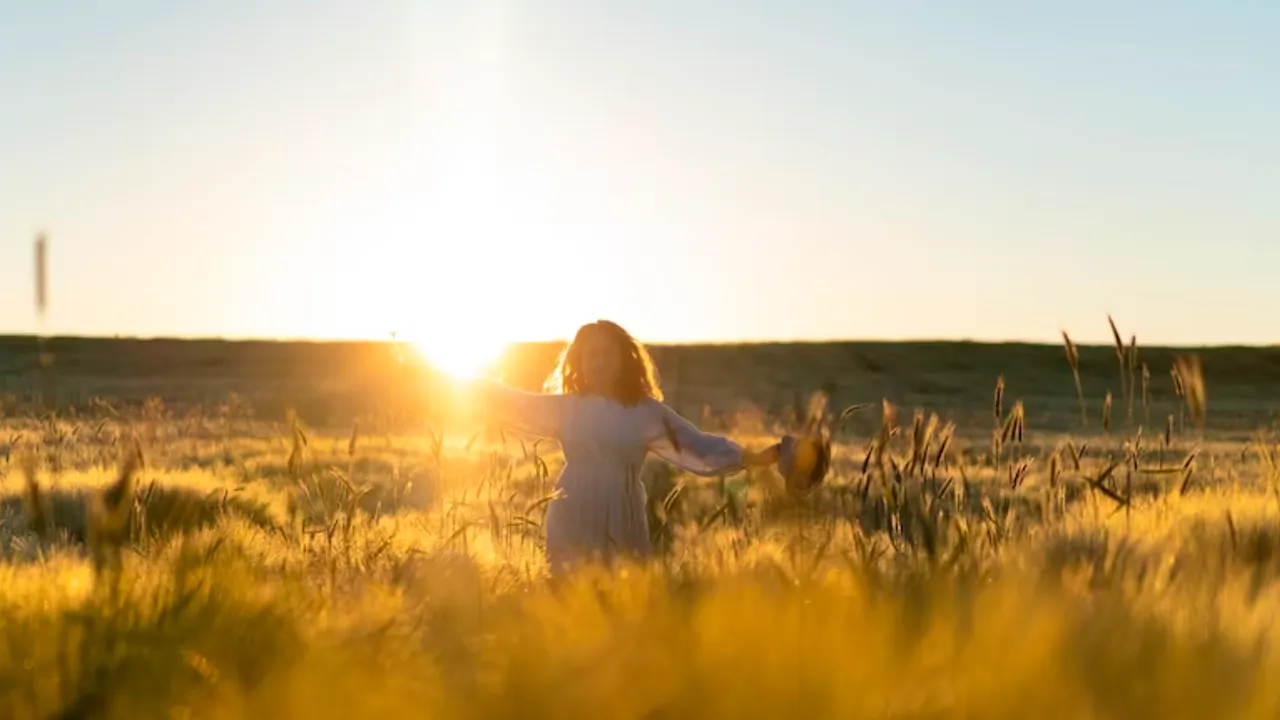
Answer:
[645,401,779,476]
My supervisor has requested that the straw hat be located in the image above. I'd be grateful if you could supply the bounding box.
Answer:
[779,391,832,496]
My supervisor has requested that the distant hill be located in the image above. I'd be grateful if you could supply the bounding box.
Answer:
[0,335,1277,434]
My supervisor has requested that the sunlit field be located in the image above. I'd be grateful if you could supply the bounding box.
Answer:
[3,331,1280,718]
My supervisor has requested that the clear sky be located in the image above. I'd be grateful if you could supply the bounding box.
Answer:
[2,1,1278,363]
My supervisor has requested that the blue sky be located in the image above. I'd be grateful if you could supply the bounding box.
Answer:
[2,1,1277,351]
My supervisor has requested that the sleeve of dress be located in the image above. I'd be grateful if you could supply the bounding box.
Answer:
[644,401,745,476]
[464,378,568,439]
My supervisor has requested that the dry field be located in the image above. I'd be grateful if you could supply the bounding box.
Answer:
[2,328,1280,717]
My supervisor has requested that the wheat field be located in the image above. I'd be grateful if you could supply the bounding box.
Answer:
[2,330,1280,718]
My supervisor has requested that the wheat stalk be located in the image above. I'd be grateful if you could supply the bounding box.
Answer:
[993,376,1005,426]
[1141,363,1151,428]
[1107,316,1127,428]
[19,451,50,541]
[1170,364,1186,434]
[1173,355,1207,434]
[1061,331,1086,428]
[1127,334,1138,426]
[1103,392,1113,434]
[89,438,144,575]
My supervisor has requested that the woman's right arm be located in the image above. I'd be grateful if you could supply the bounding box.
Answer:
[445,377,569,439]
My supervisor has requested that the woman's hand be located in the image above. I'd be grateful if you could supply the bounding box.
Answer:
[742,443,781,468]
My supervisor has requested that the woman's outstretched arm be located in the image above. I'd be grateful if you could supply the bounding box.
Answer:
[644,400,778,476]
[433,374,570,439]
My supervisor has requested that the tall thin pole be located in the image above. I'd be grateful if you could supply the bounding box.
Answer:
[34,232,53,411]
[35,233,47,321]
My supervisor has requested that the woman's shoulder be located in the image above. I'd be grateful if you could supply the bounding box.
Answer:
[632,397,681,430]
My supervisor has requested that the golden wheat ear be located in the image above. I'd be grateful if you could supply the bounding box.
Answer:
[92,439,143,554]
[102,439,143,512]
[88,444,142,575]
[19,451,51,540]
[803,390,829,435]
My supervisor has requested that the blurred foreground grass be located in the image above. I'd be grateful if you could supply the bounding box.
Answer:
[3,395,1280,718]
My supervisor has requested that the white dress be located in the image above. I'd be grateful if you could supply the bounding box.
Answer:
[471,380,746,572]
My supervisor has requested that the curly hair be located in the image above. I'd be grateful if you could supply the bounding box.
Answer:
[543,320,663,406]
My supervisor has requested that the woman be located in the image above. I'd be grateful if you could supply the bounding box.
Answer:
[448,320,790,574]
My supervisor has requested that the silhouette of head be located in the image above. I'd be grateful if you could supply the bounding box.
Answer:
[546,320,663,406]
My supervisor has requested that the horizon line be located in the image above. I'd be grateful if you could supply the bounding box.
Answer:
[1,331,1277,351]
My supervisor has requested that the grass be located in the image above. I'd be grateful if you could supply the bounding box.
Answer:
[3,329,1280,717]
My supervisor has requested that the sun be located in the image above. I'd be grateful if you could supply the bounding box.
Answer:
[403,329,507,381]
